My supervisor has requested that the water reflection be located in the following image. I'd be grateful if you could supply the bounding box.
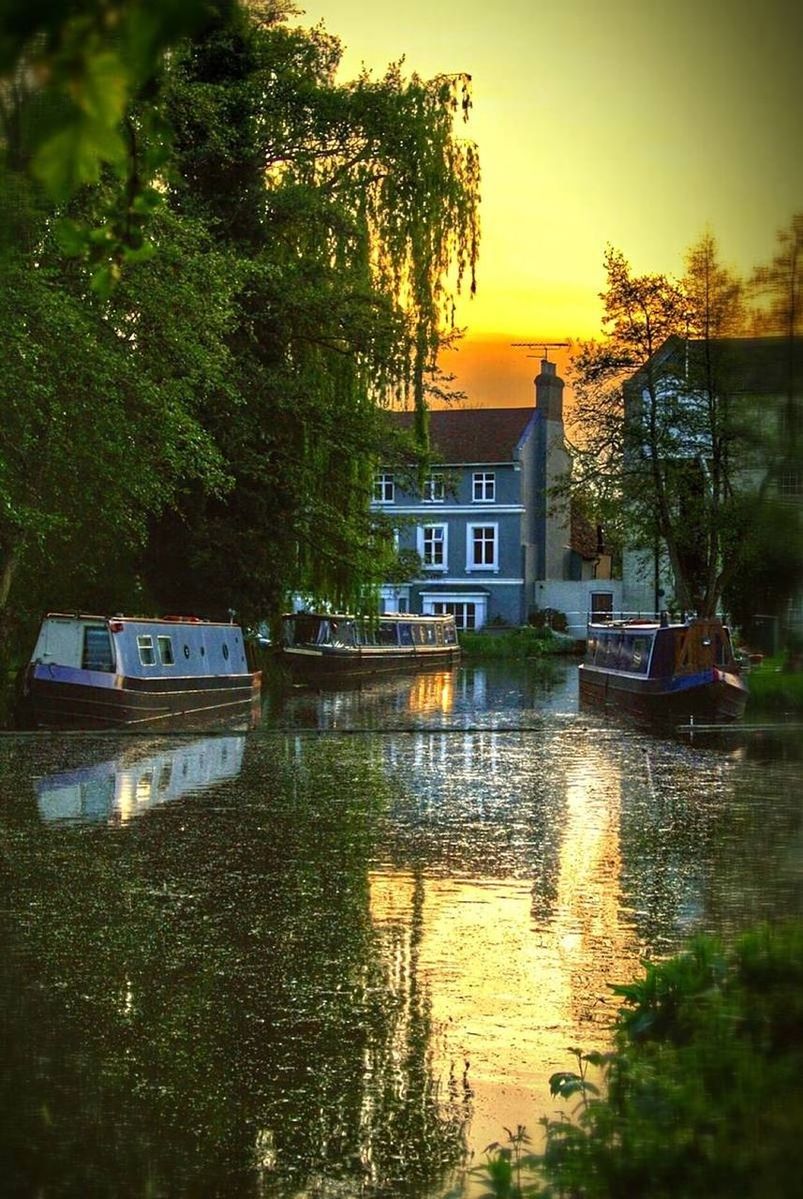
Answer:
[274,660,577,729]
[37,736,245,823]
[0,662,801,1197]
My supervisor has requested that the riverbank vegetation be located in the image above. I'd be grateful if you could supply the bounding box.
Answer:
[0,0,479,677]
[745,655,803,714]
[459,626,576,659]
[448,920,803,1198]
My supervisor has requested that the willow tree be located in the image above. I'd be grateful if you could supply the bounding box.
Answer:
[143,1,480,618]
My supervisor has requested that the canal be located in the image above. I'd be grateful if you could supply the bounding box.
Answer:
[1,660,801,1197]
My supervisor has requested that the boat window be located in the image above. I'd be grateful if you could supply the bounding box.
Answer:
[137,635,156,666]
[82,627,114,672]
[329,620,355,647]
[443,621,457,645]
[222,643,230,660]
[157,635,174,666]
[631,636,650,673]
[377,622,399,646]
[183,644,191,658]
[398,623,413,646]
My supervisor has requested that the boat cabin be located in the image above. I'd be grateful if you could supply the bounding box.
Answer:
[30,613,249,679]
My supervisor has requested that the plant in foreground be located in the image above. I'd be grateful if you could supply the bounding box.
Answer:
[444,920,803,1198]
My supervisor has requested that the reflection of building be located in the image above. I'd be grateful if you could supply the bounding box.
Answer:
[374,359,621,636]
[37,736,245,823]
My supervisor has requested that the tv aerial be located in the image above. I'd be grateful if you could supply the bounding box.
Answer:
[511,340,570,360]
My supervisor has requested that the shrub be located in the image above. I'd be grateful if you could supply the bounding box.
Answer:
[453,921,803,1198]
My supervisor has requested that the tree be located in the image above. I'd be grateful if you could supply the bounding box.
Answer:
[568,236,784,617]
[141,2,480,619]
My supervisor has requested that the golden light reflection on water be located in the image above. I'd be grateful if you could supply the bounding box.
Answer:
[406,669,455,716]
[369,732,644,1161]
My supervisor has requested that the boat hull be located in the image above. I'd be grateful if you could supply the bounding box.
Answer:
[282,644,461,686]
[19,663,262,730]
[578,663,748,727]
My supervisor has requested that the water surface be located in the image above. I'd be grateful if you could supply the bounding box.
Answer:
[1,661,801,1196]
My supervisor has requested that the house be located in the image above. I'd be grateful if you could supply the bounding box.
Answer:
[621,335,802,646]
[373,358,621,636]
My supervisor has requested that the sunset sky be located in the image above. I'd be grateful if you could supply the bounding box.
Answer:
[292,1,802,404]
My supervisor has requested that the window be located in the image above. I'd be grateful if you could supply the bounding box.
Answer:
[432,600,477,630]
[467,523,498,570]
[82,627,113,672]
[157,635,174,665]
[137,635,156,665]
[373,472,394,503]
[423,473,445,502]
[420,524,447,569]
[473,471,495,502]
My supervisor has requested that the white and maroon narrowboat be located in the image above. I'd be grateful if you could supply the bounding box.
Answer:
[579,616,748,727]
[18,613,262,729]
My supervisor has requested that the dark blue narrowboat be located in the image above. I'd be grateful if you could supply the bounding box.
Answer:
[579,616,748,727]
[19,613,262,729]
[280,611,461,685]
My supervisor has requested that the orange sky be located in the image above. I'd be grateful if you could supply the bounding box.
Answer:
[293,1,802,405]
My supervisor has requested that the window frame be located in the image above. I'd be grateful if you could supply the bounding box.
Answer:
[466,522,499,571]
[419,523,448,570]
[137,634,156,666]
[472,471,496,502]
[373,471,395,504]
[422,473,445,503]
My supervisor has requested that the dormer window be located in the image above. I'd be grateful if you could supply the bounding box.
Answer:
[473,471,496,502]
[373,472,394,503]
[423,473,445,503]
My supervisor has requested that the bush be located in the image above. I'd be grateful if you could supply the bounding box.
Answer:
[453,921,803,1198]
[460,625,571,659]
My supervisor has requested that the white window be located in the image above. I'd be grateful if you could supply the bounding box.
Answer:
[423,473,445,502]
[473,471,495,502]
[157,635,174,665]
[467,523,498,570]
[137,635,156,665]
[373,472,394,503]
[419,524,447,569]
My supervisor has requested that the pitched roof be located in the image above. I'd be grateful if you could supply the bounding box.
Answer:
[389,407,535,464]
[629,335,803,396]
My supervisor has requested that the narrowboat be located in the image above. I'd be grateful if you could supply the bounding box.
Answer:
[578,616,748,727]
[18,613,262,729]
[280,611,461,684]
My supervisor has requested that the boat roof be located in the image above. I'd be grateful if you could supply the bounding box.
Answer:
[42,612,237,628]
[282,611,455,621]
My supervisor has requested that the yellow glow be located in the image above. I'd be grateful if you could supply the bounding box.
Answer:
[294,1,802,403]
[368,730,643,1155]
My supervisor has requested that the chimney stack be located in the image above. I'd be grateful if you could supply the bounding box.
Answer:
[534,358,564,422]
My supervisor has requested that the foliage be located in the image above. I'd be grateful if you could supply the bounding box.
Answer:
[459,626,571,659]
[447,921,803,1198]
[140,2,480,620]
[745,658,803,713]
[0,0,239,287]
[0,0,480,662]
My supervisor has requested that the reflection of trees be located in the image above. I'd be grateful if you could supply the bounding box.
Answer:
[0,738,466,1196]
[616,742,803,953]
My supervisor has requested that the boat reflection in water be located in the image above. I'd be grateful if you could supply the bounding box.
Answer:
[36,736,245,824]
